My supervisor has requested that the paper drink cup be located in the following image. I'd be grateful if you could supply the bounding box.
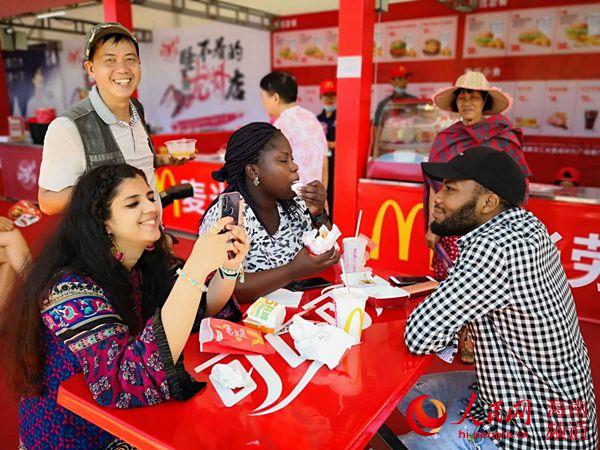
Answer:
[332,287,368,343]
[164,138,196,159]
[342,237,367,273]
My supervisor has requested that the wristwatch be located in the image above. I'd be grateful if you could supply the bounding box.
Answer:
[310,210,329,228]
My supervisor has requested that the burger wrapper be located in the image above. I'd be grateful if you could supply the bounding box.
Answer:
[302,224,341,255]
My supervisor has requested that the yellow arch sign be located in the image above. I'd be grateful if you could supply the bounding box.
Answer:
[370,200,423,261]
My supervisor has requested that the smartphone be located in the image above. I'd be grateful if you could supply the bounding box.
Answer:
[389,275,435,287]
[285,277,332,292]
[219,192,241,226]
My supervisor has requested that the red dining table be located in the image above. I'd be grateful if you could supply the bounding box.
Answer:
[57,269,433,450]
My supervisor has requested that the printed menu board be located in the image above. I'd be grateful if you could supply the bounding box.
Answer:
[273,16,457,67]
[299,29,328,65]
[494,81,516,121]
[325,28,339,63]
[463,12,509,58]
[409,82,449,101]
[574,81,600,136]
[420,16,458,60]
[555,4,600,54]
[373,23,386,61]
[508,8,555,56]
[541,81,577,137]
[383,20,420,62]
[512,82,547,136]
[273,31,300,67]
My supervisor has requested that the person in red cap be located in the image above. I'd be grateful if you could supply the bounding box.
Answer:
[372,65,416,153]
[317,79,337,209]
[554,166,581,188]
[373,64,416,125]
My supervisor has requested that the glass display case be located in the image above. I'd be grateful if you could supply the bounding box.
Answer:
[367,99,455,182]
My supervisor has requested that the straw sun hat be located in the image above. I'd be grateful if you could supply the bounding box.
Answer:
[432,71,512,115]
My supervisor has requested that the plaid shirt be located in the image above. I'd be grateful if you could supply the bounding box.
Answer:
[405,208,598,450]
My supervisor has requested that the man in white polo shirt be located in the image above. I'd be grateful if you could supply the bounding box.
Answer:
[39,22,184,215]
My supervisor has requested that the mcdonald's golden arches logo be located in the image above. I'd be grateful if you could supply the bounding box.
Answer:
[370,200,423,261]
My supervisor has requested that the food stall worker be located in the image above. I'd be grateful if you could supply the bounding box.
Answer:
[260,71,329,187]
[372,65,416,152]
[316,79,337,208]
[554,166,581,188]
[317,79,337,148]
[38,22,187,216]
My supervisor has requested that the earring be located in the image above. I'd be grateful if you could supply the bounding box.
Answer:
[145,243,155,251]
[109,237,124,262]
[253,177,260,186]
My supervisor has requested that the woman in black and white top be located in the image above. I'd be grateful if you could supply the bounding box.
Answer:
[199,122,339,303]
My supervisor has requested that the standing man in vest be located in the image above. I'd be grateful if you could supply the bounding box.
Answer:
[38,23,185,215]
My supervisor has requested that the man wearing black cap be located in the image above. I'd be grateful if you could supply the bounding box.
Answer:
[399,147,597,450]
[38,22,187,215]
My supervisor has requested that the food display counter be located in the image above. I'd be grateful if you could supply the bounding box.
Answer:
[367,99,454,183]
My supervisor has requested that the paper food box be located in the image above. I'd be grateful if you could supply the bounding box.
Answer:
[243,297,286,334]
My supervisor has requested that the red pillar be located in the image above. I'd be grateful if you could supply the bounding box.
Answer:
[103,0,133,30]
[333,0,375,236]
[0,49,11,134]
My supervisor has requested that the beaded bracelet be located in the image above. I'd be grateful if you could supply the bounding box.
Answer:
[176,268,208,292]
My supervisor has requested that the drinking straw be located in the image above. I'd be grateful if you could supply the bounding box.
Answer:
[354,210,363,238]
[340,259,351,295]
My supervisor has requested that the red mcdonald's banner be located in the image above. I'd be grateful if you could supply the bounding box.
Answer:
[359,180,432,276]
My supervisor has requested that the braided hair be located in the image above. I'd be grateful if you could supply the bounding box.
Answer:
[204,122,303,229]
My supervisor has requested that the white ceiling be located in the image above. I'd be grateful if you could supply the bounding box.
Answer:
[22,0,419,42]
[224,0,415,16]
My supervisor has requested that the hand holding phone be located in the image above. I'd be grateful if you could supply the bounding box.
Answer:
[219,192,241,226]
[218,192,242,259]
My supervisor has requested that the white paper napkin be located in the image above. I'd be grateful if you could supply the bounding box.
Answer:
[289,315,355,370]
[265,288,304,308]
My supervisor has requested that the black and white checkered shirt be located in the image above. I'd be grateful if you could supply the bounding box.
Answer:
[405,208,598,450]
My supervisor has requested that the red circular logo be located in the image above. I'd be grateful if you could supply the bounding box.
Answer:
[406,395,448,436]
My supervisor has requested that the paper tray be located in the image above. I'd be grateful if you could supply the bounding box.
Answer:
[367,296,410,308]
[366,281,439,308]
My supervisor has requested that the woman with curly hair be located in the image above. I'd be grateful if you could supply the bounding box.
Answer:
[0,164,249,449]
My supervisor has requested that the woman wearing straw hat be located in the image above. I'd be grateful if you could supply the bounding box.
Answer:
[426,71,531,362]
